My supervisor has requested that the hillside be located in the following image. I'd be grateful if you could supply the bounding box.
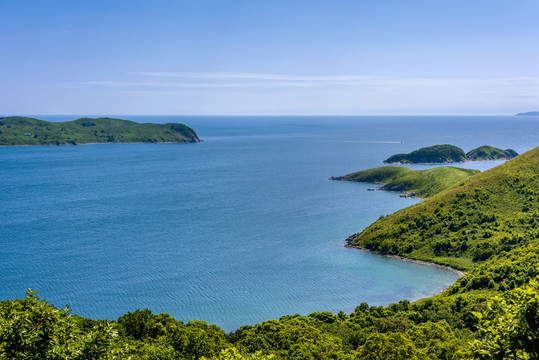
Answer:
[465,145,518,160]
[0,116,200,145]
[351,146,539,270]
[331,166,479,198]
[384,144,466,164]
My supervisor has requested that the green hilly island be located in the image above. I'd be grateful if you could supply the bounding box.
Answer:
[465,145,518,160]
[384,144,466,164]
[384,144,518,164]
[331,166,479,198]
[2,147,539,359]
[0,116,200,145]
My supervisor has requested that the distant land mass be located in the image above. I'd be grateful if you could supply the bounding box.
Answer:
[465,145,518,161]
[0,116,200,146]
[515,111,539,116]
[384,144,466,164]
[330,166,479,198]
[384,144,518,164]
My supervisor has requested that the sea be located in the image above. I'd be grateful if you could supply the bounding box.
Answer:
[1,115,537,331]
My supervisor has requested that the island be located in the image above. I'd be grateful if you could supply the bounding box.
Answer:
[465,145,518,160]
[330,166,480,198]
[515,111,539,116]
[384,144,466,164]
[0,116,200,145]
[384,144,518,164]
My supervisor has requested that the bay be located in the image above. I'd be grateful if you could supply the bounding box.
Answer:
[1,116,537,331]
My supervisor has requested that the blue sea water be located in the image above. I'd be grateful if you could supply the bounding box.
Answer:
[1,116,537,331]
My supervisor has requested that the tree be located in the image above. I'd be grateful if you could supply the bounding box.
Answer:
[0,289,119,359]
[469,277,539,359]
[201,347,274,360]
[355,332,426,360]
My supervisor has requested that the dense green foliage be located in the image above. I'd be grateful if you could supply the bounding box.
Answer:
[0,116,200,145]
[0,289,485,359]
[352,146,539,270]
[384,144,518,164]
[468,278,539,359]
[0,290,118,359]
[331,166,479,198]
[384,144,466,164]
[465,146,518,161]
[2,147,539,359]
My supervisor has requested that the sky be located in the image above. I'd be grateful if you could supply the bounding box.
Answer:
[1,0,538,115]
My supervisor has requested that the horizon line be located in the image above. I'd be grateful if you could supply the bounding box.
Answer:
[3,113,530,117]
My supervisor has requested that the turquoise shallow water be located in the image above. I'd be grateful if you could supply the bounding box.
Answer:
[1,116,537,331]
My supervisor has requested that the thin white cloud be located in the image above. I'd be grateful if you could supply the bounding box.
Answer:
[65,75,539,94]
[77,80,318,88]
[134,71,385,82]
[109,72,539,87]
[17,73,537,97]
[130,72,539,93]
[38,74,537,115]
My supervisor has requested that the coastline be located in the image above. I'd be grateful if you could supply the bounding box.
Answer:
[329,177,426,199]
[344,233,467,278]
[384,158,511,165]
[0,140,201,147]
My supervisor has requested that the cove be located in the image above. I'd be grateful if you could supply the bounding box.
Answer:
[1,116,537,331]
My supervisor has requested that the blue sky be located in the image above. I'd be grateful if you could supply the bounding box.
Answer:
[1,0,538,115]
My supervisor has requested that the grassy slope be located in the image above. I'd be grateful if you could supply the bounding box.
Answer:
[351,146,539,270]
[332,166,479,198]
[0,116,200,145]
[465,145,518,160]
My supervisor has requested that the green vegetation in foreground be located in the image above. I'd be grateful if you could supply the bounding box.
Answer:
[331,166,479,198]
[2,147,539,359]
[384,144,518,164]
[0,116,200,145]
[465,145,518,161]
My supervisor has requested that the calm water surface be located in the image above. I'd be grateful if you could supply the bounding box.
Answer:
[1,116,537,330]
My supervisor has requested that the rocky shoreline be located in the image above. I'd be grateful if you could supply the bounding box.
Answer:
[330,177,426,199]
[344,233,467,278]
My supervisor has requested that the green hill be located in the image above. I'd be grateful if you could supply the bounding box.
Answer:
[0,116,200,145]
[350,146,539,270]
[331,166,480,198]
[384,144,466,164]
[465,145,518,160]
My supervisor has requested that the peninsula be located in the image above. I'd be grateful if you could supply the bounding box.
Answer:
[330,166,479,198]
[384,144,518,164]
[0,116,200,145]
